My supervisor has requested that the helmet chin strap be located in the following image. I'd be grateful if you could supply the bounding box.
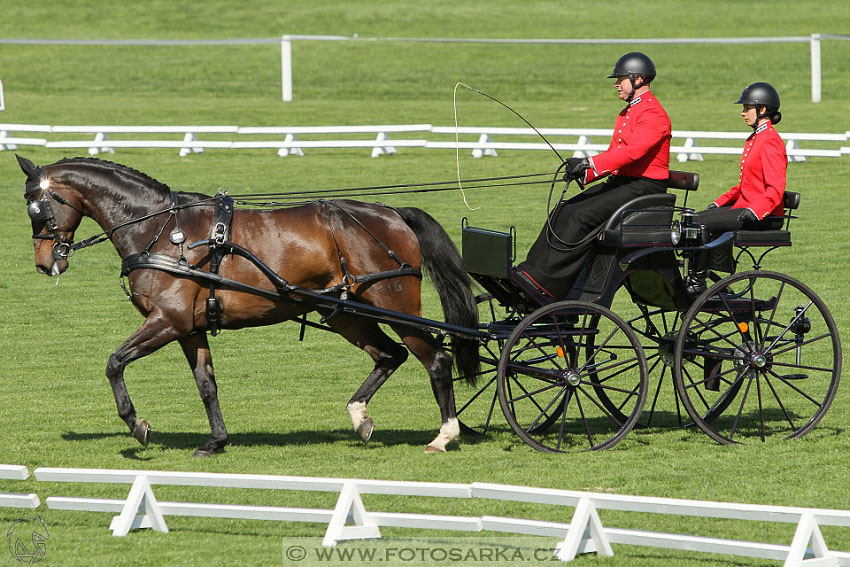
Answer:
[752,106,769,130]
[626,75,644,102]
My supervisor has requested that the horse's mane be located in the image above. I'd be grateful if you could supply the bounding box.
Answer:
[53,156,174,195]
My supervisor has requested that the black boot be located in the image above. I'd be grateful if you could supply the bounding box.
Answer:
[684,251,709,297]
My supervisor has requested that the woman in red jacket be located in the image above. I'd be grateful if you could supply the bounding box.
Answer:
[685,82,787,295]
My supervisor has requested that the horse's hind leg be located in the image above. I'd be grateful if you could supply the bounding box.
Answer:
[106,312,184,447]
[328,317,408,442]
[395,327,459,453]
[179,332,228,457]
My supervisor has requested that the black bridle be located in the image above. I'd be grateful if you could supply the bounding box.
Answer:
[26,189,85,261]
[26,182,216,262]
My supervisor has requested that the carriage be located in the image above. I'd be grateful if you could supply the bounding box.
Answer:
[20,156,841,455]
[452,170,842,451]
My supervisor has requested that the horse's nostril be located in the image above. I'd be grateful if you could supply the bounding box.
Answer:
[36,264,51,275]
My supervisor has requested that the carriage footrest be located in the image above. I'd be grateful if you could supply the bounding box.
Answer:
[700,296,777,314]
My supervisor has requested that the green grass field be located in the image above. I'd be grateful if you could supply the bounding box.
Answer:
[1,1,850,565]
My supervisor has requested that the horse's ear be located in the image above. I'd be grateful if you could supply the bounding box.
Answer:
[15,154,38,178]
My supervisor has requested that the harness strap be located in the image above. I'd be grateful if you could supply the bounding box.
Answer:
[322,201,354,287]
[120,249,422,332]
[206,193,235,336]
[324,200,411,269]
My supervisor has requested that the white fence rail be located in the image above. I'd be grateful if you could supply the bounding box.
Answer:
[1,122,848,162]
[4,34,849,104]
[20,466,850,565]
[0,464,40,509]
[278,33,850,103]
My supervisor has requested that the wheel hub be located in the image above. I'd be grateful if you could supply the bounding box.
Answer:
[565,370,582,387]
[660,331,678,367]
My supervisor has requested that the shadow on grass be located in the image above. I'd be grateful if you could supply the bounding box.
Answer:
[63,426,493,456]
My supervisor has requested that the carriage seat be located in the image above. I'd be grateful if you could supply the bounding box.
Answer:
[733,191,800,247]
[598,193,677,246]
[598,171,699,247]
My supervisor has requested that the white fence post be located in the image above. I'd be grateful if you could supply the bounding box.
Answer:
[109,475,168,537]
[784,513,836,567]
[555,497,613,562]
[281,35,293,102]
[322,482,380,547]
[811,33,822,103]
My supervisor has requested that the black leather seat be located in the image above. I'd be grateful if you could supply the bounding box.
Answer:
[599,193,677,247]
[734,191,799,247]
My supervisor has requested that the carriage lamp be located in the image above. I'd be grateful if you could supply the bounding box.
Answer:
[791,306,812,336]
[672,212,703,245]
[670,220,682,245]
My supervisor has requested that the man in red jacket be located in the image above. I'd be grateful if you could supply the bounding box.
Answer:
[515,52,672,300]
[685,82,787,295]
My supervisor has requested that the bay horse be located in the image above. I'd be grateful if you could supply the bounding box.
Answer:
[17,155,479,456]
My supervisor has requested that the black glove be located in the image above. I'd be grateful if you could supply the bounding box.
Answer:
[740,209,758,222]
[563,157,590,181]
[705,202,718,210]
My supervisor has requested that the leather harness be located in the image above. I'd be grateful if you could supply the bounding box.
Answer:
[120,195,421,336]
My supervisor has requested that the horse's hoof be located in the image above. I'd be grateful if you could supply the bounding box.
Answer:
[424,444,446,454]
[356,418,374,442]
[193,449,214,458]
[133,420,150,447]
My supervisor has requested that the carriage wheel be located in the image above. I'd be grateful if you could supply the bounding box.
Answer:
[673,271,841,444]
[616,302,684,428]
[497,301,648,452]
[452,293,518,436]
[453,335,502,436]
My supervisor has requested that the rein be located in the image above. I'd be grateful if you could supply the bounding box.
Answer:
[38,172,555,256]
[227,172,556,207]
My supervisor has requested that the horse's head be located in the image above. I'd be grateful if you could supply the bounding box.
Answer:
[17,155,86,276]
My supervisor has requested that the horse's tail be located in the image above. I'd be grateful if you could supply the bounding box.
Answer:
[395,207,480,385]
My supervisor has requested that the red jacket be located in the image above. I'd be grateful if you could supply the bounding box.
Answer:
[586,91,671,183]
[713,121,787,219]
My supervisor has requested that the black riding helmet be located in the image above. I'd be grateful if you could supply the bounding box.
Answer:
[607,52,656,101]
[737,82,782,125]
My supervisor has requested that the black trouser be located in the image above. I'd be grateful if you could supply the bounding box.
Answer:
[517,176,667,299]
[690,206,779,272]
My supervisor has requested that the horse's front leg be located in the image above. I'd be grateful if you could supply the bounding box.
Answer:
[178,332,228,457]
[106,312,184,448]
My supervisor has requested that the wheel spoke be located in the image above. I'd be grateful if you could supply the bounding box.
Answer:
[457,374,497,411]
[762,372,798,432]
[728,371,756,442]
[765,368,827,407]
[525,386,567,434]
